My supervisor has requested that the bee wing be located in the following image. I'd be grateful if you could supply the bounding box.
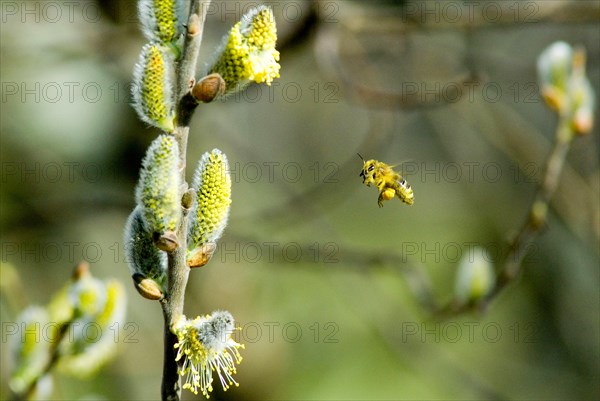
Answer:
[389,159,414,170]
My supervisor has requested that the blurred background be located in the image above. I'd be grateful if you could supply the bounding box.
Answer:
[1,0,599,400]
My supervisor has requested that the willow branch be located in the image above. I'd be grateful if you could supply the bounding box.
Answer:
[177,0,211,126]
[160,2,211,400]
[480,114,573,308]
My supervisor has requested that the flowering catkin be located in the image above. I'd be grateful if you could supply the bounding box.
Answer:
[172,311,244,397]
[209,6,280,95]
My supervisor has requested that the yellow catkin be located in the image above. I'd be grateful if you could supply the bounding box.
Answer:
[153,0,178,42]
[133,44,175,132]
[138,0,181,44]
[189,149,231,248]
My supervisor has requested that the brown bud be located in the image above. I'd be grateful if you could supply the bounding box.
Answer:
[574,111,593,135]
[530,201,548,229]
[154,230,179,252]
[182,188,196,210]
[132,273,164,300]
[192,73,226,103]
[572,47,586,72]
[541,87,564,112]
[72,261,91,280]
[187,13,200,36]
[187,242,217,268]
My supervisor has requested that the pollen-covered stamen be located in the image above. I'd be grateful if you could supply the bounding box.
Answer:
[209,6,280,95]
[210,343,243,390]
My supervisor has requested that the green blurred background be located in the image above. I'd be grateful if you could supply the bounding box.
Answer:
[1,0,599,399]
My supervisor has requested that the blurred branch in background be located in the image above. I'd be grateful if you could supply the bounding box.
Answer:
[438,42,596,316]
[6,262,126,401]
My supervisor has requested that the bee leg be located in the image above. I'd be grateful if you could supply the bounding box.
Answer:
[377,193,385,208]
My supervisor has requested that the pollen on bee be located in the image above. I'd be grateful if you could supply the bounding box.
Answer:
[381,188,396,201]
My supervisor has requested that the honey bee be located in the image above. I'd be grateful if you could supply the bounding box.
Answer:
[358,154,414,207]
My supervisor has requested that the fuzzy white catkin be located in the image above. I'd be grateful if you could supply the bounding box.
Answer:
[537,41,573,91]
[454,247,495,304]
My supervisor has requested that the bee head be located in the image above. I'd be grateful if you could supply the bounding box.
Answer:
[358,155,377,186]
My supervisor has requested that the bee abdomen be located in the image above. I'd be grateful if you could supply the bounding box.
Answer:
[396,179,414,205]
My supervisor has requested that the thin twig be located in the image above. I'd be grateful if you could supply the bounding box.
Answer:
[480,113,573,309]
[160,2,212,400]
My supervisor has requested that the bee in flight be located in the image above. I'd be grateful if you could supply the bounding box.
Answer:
[358,154,414,207]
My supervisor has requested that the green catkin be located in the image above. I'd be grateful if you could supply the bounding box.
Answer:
[135,134,181,235]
